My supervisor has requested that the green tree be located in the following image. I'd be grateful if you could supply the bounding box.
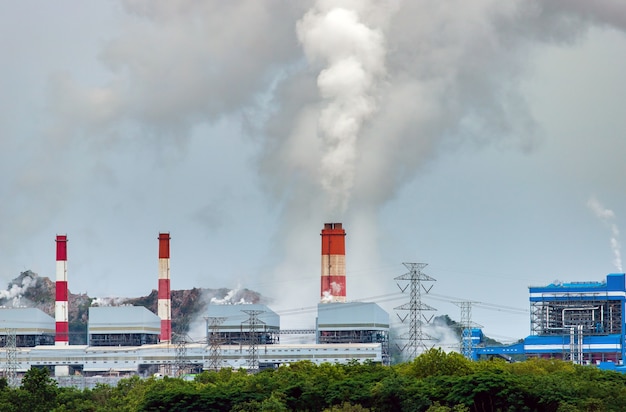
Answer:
[405,348,473,379]
[21,367,58,412]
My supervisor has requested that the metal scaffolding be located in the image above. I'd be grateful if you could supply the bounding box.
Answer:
[394,262,436,360]
[531,295,621,336]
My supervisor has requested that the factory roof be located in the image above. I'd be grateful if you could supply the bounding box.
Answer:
[317,302,389,331]
[207,304,280,331]
[529,273,626,301]
[0,308,55,334]
[88,306,161,335]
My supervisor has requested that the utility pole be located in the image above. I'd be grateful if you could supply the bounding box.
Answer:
[394,262,436,360]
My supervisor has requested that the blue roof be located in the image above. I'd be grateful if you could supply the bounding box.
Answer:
[529,273,625,295]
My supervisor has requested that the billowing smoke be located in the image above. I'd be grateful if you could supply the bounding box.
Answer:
[296,1,386,213]
[5,1,626,316]
[91,297,128,307]
[588,196,623,272]
[0,271,36,307]
[210,285,254,305]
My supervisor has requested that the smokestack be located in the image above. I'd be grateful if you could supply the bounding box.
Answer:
[320,223,346,303]
[55,234,69,345]
[158,233,172,343]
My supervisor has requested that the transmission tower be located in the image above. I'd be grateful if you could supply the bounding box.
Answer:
[173,333,189,377]
[242,310,265,373]
[4,328,17,387]
[453,301,482,360]
[394,262,437,360]
[206,316,226,371]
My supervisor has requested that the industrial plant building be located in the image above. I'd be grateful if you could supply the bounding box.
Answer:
[317,302,390,364]
[476,273,626,368]
[206,303,280,345]
[88,306,161,347]
[4,221,626,380]
[0,224,389,380]
[0,308,55,347]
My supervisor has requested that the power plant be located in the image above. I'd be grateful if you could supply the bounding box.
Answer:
[1,223,626,385]
[476,273,626,371]
[0,225,389,383]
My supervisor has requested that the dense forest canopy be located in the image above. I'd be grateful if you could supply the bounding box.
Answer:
[3,349,626,411]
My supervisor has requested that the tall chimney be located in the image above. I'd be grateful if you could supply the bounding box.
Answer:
[55,234,69,345]
[158,233,172,343]
[320,223,346,303]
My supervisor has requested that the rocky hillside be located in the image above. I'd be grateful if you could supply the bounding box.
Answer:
[0,270,266,344]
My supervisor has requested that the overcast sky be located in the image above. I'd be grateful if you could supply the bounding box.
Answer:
[1,0,625,343]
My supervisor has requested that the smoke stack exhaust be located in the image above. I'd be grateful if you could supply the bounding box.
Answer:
[55,234,69,345]
[158,233,172,343]
[320,223,346,303]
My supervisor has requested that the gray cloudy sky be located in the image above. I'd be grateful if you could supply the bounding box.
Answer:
[1,0,625,343]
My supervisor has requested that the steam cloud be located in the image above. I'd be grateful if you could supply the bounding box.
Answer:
[297,2,386,213]
[210,285,253,305]
[0,272,36,308]
[4,1,626,316]
[588,196,623,272]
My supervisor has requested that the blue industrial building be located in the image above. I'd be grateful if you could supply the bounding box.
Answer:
[475,273,626,366]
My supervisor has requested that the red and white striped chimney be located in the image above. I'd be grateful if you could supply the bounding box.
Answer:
[55,234,69,345]
[158,233,172,343]
[320,223,347,303]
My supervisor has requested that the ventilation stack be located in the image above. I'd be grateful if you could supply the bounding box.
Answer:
[158,233,172,343]
[320,223,347,303]
[55,234,69,345]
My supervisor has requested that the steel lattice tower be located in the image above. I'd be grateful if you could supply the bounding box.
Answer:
[242,310,264,373]
[394,262,437,360]
[454,301,482,360]
[174,338,188,377]
[206,317,226,371]
[4,328,17,387]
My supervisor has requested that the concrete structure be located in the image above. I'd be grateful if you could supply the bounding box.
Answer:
[316,302,390,365]
[320,223,346,303]
[88,306,161,347]
[0,308,55,347]
[158,233,172,343]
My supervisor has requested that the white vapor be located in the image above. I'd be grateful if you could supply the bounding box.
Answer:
[4,0,626,328]
[297,1,386,213]
[588,196,623,272]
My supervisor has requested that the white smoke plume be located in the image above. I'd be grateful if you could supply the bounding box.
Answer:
[5,0,626,315]
[297,1,386,213]
[0,272,36,307]
[588,196,623,272]
[91,297,128,307]
[210,284,253,305]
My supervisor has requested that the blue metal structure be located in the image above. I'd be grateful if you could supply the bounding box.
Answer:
[476,273,626,364]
